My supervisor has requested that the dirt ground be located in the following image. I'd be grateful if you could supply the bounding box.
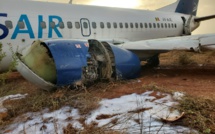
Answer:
[140,67,215,99]
[89,51,215,100]
[87,66,215,101]
[2,51,215,100]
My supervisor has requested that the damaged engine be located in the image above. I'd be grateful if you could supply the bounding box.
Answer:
[16,39,141,90]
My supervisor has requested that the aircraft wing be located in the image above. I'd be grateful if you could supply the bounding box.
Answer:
[120,34,215,60]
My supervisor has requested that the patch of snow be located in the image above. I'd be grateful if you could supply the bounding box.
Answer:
[2,91,197,134]
[173,92,185,100]
[3,106,81,134]
[86,91,196,133]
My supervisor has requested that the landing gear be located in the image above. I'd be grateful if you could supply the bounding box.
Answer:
[147,54,160,67]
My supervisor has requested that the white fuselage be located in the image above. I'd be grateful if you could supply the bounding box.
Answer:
[0,0,199,71]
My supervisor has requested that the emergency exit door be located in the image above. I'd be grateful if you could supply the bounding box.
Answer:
[80,18,91,37]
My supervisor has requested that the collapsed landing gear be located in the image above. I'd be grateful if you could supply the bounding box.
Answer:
[147,54,160,67]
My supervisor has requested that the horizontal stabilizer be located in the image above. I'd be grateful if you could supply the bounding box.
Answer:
[194,15,215,22]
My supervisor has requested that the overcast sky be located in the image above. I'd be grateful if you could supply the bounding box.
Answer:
[35,0,215,34]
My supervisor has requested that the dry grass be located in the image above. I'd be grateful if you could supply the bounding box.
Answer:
[0,77,130,132]
[178,96,215,133]
[0,78,101,127]
[142,83,215,133]
[2,88,100,120]
[160,50,215,67]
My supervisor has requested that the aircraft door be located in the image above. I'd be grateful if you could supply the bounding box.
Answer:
[181,17,186,35]
[181,16,192,35]
[80,18,91,37]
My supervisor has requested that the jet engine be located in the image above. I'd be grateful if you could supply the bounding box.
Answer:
[16,39,141,90]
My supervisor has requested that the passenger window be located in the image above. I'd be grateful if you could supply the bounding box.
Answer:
[119,23,123,28]
[161,23,164,28]
[130,23,133,28]
[144,23,148,28]
[171,23,174,28]
[18,21,25,29]
[140,23,143,28]
[168,23,171,28]
[113,22,117,28]
[175,23,177,28]
[157,23,160,28]
[83,22,88,29]
[125,23,128,28]
[135,23,138,28]
[67,21,72,29]
[100,22,104,29]
[75,22,80,29]
[50,21,55,29]
[153,23,156,28]
[149,23,152,28]
[92,22,97,29]
[40,21,46,29]
[107,22,111,29]
[5,21,13,29]
[165,23,167,28]
[59,22,65,29]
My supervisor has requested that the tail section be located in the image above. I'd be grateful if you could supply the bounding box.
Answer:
[175,0,199,16]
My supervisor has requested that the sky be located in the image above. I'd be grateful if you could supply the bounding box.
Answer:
[34,0,215,34]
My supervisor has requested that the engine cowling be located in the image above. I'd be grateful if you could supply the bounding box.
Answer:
[16,39,141,90]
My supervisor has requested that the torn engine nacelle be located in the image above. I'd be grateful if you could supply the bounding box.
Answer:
[16,39,141,90]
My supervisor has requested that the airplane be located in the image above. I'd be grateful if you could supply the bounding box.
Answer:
[1,0,215,90]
